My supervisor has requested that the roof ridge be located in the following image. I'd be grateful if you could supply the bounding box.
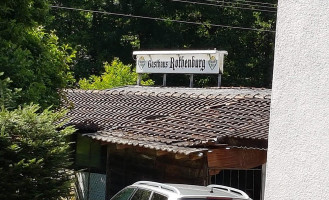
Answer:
[65,87,271,99]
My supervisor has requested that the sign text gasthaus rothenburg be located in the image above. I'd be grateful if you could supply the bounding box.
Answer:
[133,50,228,74]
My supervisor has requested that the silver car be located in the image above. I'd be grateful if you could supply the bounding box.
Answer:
[110,181,252,200]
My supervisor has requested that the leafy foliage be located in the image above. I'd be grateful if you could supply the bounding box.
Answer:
[0,105,76,199]
[0,0,49,33]
[0,1,76,108]
[48,0,276,87]
[0,73,21,109]
[79,58,154,89]
[0,2,77,199]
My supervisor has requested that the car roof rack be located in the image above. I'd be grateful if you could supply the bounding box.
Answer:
[133,181,180,195]
[207,185,250,199]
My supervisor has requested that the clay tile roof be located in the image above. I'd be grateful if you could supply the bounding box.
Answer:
[65,86,271,153]
[83,131,207,155]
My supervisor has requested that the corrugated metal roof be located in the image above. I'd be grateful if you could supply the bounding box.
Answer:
[65,86,271,153]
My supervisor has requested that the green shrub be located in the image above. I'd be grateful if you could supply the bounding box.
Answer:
[79,58,154,89]
[0,105,76,199]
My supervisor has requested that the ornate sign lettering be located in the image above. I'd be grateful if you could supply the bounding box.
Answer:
[133,50,227,74]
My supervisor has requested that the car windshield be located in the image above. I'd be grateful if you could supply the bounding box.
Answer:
[110,187,135,200]
[180,198,233,200]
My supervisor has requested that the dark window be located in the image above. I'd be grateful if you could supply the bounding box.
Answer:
[111,187,135,200]
[151,193,168,200]
[131,189,152,200]
[210,166,262,200]
[75,134,106,172]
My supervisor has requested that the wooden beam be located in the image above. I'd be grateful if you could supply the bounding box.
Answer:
[116,144,131,150]
[207,148,267,169]
[156,150,169,156]
[209,169,221,176]
[175,153,188,160]
[189,153,204,161]
[135,147,155,155]
[100,141,109,145]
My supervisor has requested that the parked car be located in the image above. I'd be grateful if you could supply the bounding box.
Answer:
[110,181,252,200]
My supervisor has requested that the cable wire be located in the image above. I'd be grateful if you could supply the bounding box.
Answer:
[204,0,277,9]
[171,0,276,13]
[228,0,277,6]
[212,0,277,6]
[50,5,275,33]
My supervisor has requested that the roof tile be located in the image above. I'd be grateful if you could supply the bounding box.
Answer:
[65,86,271,152]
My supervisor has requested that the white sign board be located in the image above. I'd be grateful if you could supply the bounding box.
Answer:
[133,50,227,74]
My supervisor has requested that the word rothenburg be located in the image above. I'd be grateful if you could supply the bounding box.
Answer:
[146,56,207,71]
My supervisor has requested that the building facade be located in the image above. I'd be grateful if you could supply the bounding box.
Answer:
[65,86,271,200]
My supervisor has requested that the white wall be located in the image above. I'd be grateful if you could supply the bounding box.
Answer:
[265,0,329,199]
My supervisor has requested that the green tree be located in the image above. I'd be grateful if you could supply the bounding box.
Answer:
[0,73,21,109]
[79,58,154,89]
[48,0,276,87]
[0,0,76,108]
[0,105,76,199]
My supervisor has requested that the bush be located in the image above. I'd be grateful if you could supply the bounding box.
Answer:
[79,58,154,89]
[0,105,76,199]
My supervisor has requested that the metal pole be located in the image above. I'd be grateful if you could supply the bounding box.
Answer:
[105,145,111,199]
[137,74,142,86]
[261,163,266,200]
[163,74,167,87]
[189,74,194,88]
[217,74,222,87]
[87,141,92,200]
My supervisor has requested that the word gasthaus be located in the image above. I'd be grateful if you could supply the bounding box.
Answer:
[147,56,206,71]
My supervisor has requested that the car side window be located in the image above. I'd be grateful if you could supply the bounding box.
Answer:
[130,189,152,200]
[151,192,168,200]
[110,187,135,200]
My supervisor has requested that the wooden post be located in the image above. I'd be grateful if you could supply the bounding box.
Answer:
[203,155,209,186]
[105,145,111,200]
[189,74,194,88]
[137,74,142,86]
[217,74,222,87]
[163,74,167,86]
